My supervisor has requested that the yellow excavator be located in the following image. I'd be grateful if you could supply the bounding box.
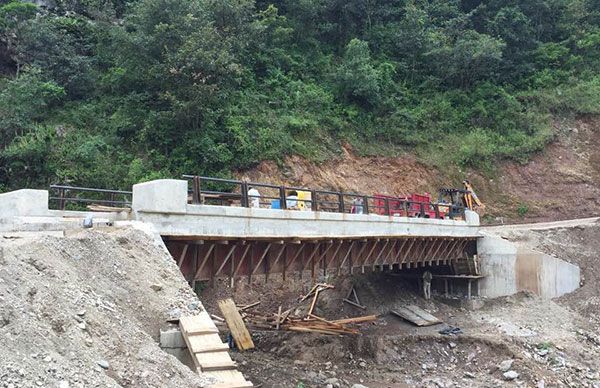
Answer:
[438,180,485,218]
[462,180,485,213]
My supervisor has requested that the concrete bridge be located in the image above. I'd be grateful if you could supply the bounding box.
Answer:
[0,179,581,299]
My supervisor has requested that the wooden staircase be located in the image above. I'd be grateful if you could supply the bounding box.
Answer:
[179,313,253,388]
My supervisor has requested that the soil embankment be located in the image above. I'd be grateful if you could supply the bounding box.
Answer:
[238,116,600,223]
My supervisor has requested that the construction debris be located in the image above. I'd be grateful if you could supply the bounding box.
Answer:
[391,305,442,327]
[228,283,376,336]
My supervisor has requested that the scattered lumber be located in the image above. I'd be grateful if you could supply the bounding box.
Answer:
[331,315,378,325]
[239,301,261,311]
[219,284,375,337]
[218,298,255,350]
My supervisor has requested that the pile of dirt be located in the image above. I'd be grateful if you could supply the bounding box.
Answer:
[0,228,212,387]
[237,115,600,223]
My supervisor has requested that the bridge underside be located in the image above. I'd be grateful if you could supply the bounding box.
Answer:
[163,236,477,286]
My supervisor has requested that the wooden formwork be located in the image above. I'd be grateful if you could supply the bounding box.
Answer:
[164,236,477,287]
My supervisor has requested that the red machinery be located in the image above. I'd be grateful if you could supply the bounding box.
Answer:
[373,193,446,219]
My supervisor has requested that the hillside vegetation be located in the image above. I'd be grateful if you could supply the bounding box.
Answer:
[0,0,599,191]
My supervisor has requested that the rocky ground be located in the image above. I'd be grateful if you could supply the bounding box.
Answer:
[0,228,212,388]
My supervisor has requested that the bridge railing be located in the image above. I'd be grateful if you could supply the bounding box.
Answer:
[182,175,465,220]
[49,185,132,210]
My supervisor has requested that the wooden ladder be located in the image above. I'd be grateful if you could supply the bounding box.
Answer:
[180,313,253,388]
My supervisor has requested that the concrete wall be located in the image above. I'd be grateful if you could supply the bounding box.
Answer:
[516,247,580,299]
[477,236,518,298]
[478,235,580,299]
[0,189,49,217]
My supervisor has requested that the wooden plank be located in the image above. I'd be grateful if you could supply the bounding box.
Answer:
[390,305,442,327]
[331,315,378,324]
[218,298,255,351]
[343,298,366,310]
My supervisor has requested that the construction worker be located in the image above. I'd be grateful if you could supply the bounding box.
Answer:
[286,190,298,209]
[247,186,260,208]
[422,270,432,300]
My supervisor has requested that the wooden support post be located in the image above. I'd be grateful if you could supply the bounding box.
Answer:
[444,279,449,297]
[468,280,472,300]
[361,239,380,273]
[233,244,252,279]
[178,244,189,269]
[400,239,417,265]
[337,241,355,275]
[268,244,287,282]
[372,240,390,270]
[214,244,238,278]
[194,244,215,281]
[211,246,217,288]
[325,240,344,276]
[251,243,272,275]
[192,244,199,291]
[287,244,305,277]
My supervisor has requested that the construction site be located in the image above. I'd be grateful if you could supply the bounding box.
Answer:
[1,166,598,388]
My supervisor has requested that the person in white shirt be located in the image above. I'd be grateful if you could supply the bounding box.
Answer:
[286,190,298,209]
[247,186,261,208]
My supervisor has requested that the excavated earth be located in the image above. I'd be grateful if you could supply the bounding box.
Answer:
[0,228,212,388]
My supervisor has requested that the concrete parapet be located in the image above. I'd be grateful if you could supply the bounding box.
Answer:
[0,189,49,217]
[132,179,187,214]
[136,203,481,240]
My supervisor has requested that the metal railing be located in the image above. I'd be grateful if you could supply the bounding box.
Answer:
[49,185,132,210]
[182,175,465,220]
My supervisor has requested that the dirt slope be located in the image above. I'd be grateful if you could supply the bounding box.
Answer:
[238,115,600,223]
[0,228,211,387]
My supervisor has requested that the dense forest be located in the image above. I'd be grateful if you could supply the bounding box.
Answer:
[0,0,598,191]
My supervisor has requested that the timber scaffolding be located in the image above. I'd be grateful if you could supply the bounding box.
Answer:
[165,236,477,288]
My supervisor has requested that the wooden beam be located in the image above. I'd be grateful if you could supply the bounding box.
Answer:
[430,238,447,260]
[380,239,398,266]
[287,244,306,273]
[303,243,324,271]
[233,243,252,277]
[194,244,215,280]
[361,239,381,270]
[269,244,287,271]
[372,239,390,270]
[214,244,238,277]
[400,239,417,264]
[251,243,272,275]
[178,244,189,269]
[337,241,355,275]
[324,240,344,274]
[391,239,409,264]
